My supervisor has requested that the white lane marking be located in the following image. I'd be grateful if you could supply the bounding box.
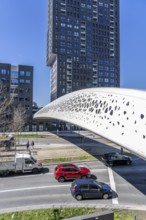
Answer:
[108,167,118,205]
[0,184,70,193]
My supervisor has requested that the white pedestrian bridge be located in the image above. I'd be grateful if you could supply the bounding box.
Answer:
[34,88,146,159]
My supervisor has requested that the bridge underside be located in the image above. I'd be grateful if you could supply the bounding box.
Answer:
[34,88,146,159]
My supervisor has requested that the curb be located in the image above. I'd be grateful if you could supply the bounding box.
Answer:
[1,203,146,214]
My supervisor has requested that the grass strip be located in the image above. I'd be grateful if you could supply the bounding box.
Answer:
[42,155,96,163]
[13,134,46,138]
[0,208,96,220]
[0,208,142,220]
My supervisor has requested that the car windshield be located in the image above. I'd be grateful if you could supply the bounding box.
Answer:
[31,156,37,163]
[77,167,81,171]
[94,181,102,188]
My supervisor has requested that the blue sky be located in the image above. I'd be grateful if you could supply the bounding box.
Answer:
[0,0,146,107]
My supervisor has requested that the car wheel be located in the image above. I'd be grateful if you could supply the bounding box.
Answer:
[81,175,87,179]
[75,194,83,201]
[32,168,39,174]
[58,176,65,182]
[2,170,9,177]
[103,193,109,199]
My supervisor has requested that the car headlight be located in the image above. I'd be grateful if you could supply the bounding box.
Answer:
[110,189,112,193]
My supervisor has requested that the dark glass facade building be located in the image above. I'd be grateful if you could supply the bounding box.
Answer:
[0,63,33,130]
[47,0,120,101]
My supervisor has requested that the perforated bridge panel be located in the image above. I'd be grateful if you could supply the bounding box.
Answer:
[34,88,146,159]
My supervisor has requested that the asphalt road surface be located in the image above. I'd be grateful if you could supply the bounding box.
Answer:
[1,158,146,213]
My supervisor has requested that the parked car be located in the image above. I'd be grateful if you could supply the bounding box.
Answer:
[102,153,132,166]
[0,153,43,176]
[54,163,91,182]
[70,179,112,201]
[102,152,118,160]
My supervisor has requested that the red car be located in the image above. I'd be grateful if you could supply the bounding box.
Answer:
[54,163,91,182]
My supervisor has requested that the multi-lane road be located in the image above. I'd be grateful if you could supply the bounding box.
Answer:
[1,157,146,213]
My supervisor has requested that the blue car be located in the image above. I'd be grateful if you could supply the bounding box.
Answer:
[70,179,112,201]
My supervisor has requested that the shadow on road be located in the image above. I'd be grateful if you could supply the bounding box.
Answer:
[58,131,146,196]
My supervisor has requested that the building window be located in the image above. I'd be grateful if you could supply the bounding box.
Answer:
[19,88,24,93]
[81,3,85,7]
[61,42,66,47]
[98,72,104,76]
[1,69,6,74]
[25,97,30,101]
[26,71,31,77]
[60,35,66,40]
[98,78,104,82]
[67,24,72,28]
[60,48,66,53]
[11,79,18,85]
[99,66,103,70]
[11,88,18,93]
[26,79,30,84]
[99,2,103,7]
[105,72,109,77]
[74,32,79,36]
[104,66,109,71]
[39,124,43,131]
[61,23,66,27]
[87,5,91,9]
[19,97,24,101]
[32,125,37,132]
[26,88,31,93]
[110,67,115,71]
[74,25,79,29]
[1,78,6,83]
[110,73,115,77]
[110,79,115,83]
[20,79,25,84]
[104,78,109,83]
[11,71,18,77]
[20,71,25,76]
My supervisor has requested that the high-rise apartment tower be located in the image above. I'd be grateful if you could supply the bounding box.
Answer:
[47,0,120,101]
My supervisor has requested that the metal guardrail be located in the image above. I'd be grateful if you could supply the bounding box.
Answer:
[63,210,114,220]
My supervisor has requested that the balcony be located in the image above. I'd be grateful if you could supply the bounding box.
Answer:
[81,30,86,34]
[93,16,98,20]
[66,77,72,81]
[81,36,86,40]
[67,65,72,69]
[93,75,97,79]
[67,71,72,75]
[67,59,72,63]
[81,43,86,46]
[61,2,66,6]
[93,66,97,70]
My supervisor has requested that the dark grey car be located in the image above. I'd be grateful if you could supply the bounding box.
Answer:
[70,179,112,201]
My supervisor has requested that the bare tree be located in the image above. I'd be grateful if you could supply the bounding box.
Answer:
[10,105,28,143]
[0,81,14,132]
[11,105,28,133]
